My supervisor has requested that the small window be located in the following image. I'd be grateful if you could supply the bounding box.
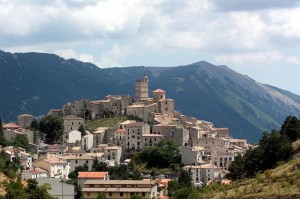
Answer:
[120,192,123,196]
[109,192,112,196]
[75,160,78,164]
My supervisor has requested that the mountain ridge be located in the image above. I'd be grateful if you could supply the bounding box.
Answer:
[0,50,299,142]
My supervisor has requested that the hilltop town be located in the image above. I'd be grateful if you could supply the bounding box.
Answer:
[0,75,251,199]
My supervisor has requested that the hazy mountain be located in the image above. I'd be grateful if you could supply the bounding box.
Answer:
[1,50,299,142]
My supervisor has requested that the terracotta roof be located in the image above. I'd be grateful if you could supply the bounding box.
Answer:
[40,157,67,164]
[78,172,108,179]
[116,129,126,133]
[153,89,166,93]
[18,114,33,117]
[28,168,48,174]
[3,122,20,128]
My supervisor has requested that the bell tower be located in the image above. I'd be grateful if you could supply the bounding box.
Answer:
[135,75,149,101]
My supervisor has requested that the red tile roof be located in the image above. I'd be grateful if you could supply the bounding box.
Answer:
[116,129,126,133]
[78,172,108,179]
[3,122,20,128]
[153,89,166,93]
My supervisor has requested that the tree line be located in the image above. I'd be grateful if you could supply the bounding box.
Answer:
[227,115,300,180]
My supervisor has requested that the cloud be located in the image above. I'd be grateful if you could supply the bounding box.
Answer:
[285,56,300,64]
[55,49,94,63]
[215,51,283,64]
[96,44,132,67]
[210,0,300,11]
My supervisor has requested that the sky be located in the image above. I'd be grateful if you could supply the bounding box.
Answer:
[1,0,300,95]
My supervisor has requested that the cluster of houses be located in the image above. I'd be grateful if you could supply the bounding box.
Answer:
[0,75,251,199]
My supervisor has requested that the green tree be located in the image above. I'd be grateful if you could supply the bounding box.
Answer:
[97,193,107,199]
[259,130,292,170]
[280,115,300,142]
[14,134,29,150]
[30,119,39,131]
[227,154,245,180]
[244,147,264,177]
[178,169,192,187]
[130,194,145,199]
[134,139,180,168]
[39,115,64,144]
[93,159,109,172]
[78,124,86,137]
[4,177,29,199]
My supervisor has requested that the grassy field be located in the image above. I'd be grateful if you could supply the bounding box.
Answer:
[85,116,129,132]
[210,140,300,199]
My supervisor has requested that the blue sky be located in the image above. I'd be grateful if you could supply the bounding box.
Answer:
[1,0,300,95]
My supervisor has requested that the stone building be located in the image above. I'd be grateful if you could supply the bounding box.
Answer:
[125,122,150,150]
[63,115,85,133]
[82,179,157,199]
[17,114,34,128]
[135,75,149,101]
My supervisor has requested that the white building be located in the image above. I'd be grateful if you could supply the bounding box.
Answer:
[62,155,94,172]
[103,145,122,165]
[181,146,207,165]
[21,167,48,179]
[211,148,236,170]
[184,163,222,184]
[33,156,70,179]
[82,133,93,151]
[65,130,81,145]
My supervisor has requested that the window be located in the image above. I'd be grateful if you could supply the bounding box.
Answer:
[87,192,90,196]
[120,193,123,196]
[109,192,112,196]
[142,193,146,196]
[75,160,78,164]
[137,136,140,139]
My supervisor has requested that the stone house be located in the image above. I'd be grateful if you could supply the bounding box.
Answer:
[181,146,207,165]
[141,134,163,147]
[125,122,150,150]
[211,147,236,170]
[17,114,34,128]
[63,115,85,133]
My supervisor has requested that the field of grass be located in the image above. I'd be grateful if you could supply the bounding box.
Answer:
[85,116,129,132]
[210,141,300,199]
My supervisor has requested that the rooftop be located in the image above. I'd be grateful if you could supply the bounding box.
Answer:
[78,172,108,179]
[153,89,166,93]
[3,122,20,129]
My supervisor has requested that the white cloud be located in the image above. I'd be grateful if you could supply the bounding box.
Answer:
[215,51,283,64]
[285,56,300,64]
[55,49,94,63]
[96,44,132,67]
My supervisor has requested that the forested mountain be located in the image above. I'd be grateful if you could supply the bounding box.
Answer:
[1,50,300,142]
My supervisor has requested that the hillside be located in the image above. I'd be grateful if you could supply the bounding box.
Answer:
[1,50,300,142]
[211,140,300,199]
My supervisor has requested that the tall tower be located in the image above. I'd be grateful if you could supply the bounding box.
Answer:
[135,75,149,101]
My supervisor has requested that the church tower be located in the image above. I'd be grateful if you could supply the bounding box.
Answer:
[135,75,149,101]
